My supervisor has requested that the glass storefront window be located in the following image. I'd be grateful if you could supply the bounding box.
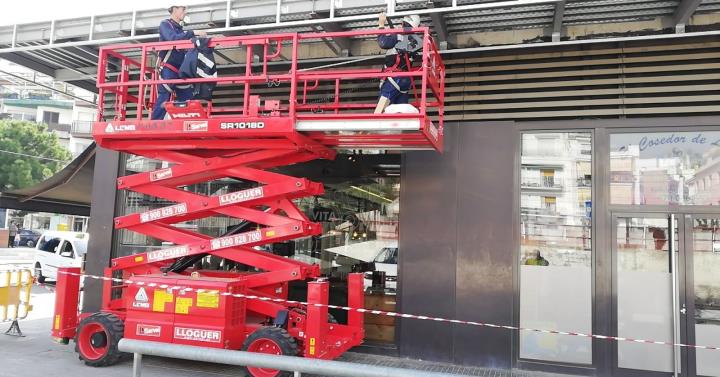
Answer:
[692,218,720,376]
[293,178,400,288]
[519,132,592,364]
[610,131,720,206]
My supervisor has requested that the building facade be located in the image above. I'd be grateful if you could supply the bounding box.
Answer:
[82,37,720,375]
[2,1,719,376]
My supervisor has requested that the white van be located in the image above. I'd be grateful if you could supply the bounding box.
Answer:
[33,231,89,283]
[363,244,398,292]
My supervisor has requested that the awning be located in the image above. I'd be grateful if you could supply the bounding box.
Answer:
[0,143,95,216]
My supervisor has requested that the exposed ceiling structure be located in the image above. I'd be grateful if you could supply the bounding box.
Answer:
[0,0,718,94]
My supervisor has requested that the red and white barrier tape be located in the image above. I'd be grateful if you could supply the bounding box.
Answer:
[57,270,720,351]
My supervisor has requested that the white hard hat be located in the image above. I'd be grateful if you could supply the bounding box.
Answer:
[168,5,187,13]
[402,14,421,28]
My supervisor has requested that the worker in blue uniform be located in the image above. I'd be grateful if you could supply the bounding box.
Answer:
[374,12,422,114]
[151,5,207,120]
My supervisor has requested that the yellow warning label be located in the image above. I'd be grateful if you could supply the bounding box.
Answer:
[197,291,220,308]
[309,346,315,355]
[175,297,193,314]
[54,315,60,330]
[152,289,174,312]
[309,337,315,346]
[134,256,144,263]
[265,230,276,237]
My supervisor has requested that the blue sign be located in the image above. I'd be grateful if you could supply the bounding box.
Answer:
[585,200,592,219]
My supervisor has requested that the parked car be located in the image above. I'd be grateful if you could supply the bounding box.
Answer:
[33,231,88,283]
[13,229,41,248]
[363,245,398,292]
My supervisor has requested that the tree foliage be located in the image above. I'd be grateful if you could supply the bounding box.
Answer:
[0,120,71,191]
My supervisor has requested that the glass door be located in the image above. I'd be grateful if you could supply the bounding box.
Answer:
[685,216,720,377]
[612,214,686,377]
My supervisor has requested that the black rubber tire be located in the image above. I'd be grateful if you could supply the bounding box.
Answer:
[34,263,45,284]
[74,312,125,367]
[241,327,298,377]
[26,240,35,248]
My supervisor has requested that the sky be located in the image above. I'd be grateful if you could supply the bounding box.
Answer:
[0,0,214,27]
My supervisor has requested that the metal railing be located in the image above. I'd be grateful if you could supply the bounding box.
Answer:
[47,123,72,133]
[119,338,464,377]
[71,120,93,135]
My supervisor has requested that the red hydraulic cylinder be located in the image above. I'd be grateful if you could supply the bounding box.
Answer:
[52,267,81,343]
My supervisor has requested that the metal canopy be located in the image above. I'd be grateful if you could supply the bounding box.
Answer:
[0,142,95,216]
[0,0,718,93]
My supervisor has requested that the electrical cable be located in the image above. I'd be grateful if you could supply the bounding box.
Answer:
[0,148,69,162]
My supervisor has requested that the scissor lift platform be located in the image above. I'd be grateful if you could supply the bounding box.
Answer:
[54,28,444,377]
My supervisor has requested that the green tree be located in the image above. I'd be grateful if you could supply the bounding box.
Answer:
[0,120,71,191]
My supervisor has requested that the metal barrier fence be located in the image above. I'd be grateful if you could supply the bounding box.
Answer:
[0,268,33,336]
[119,338,463,377]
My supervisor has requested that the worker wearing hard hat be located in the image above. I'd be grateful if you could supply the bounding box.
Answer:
[374,13,423,114]
[151,5,208,120]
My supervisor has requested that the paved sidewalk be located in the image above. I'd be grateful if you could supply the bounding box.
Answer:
[0,247,35,268]
[0,288,579,377]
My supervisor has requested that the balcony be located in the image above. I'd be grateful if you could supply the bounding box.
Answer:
[71,120,93,138]
[577,178,592,188]
[521,180,563,192]
[47,123,71,133]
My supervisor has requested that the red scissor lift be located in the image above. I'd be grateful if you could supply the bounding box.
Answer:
[53,28,444,377]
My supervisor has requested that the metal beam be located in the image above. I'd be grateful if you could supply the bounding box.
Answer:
[552,0,565,42]
[72,45,100,58]
[67,46,100,63]
[428,1,448,50]
[0,194,90,216]
[447,29,720,54]
[19,48,96,80]
[673,0,702,33]
[225,0,232,27]
[0,0,563,54]
[27,44,92,69]
[0,53,57,77]
[214,50,237,65]
[310,12,351,57]
[119,339,462,377]
[64,79,98,94]
[54,66,98,81]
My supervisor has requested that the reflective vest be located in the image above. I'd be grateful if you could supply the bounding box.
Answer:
[179,37,217,101]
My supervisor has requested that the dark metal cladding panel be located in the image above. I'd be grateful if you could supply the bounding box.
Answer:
[453,122,516,368]
[82,148,121,313]
[398,121,459,363]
